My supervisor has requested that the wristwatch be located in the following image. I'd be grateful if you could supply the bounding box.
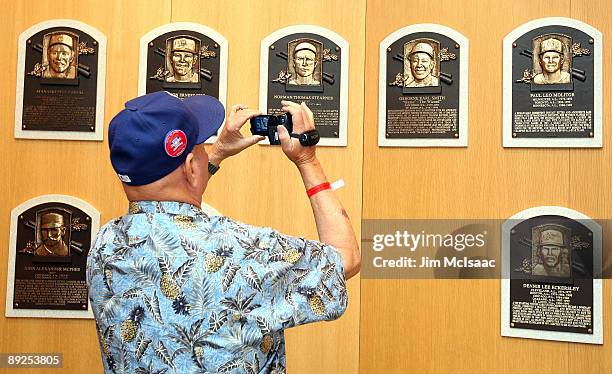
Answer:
[290,129,320,147]
[208,161,220,175]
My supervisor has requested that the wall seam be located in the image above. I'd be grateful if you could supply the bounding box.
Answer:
[359,0,368,373]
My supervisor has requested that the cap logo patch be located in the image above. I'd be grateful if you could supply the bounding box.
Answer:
[164,129,187,157]
[117,174,131,183]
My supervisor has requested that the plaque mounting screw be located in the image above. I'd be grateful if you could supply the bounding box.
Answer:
[512,43,517,48]
[90,126,95,131]
[149,42,154,47]
[15,303,19,307]
[387,47,391,53]
[214,43,218,48]
[20,215,23,220]
[93,41,97,46]
[588,232,592,236]
[454,133,459,137]
[511,229,516,234]
[589,132,594,137]
[335,47,340,52]
[27,39,31,44]
[23,125,27,129]
[589,39,594,44]
[86,217,90,221]
[512,132,517,137]
[455,44,459,49]
[333,131,338,136]
[386,133,390,137]
[588,328,593,333]
[270,45,275,50]
[510,322,515,327]
[82,305,87,309]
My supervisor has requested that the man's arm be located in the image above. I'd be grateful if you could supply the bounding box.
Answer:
[277,101,360,279]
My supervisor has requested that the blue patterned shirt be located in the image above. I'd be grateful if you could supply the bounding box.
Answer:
[86,201,347,374]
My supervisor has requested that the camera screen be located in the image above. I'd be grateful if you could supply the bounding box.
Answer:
[250,116,273,136]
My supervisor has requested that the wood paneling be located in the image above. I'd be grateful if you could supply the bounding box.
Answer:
[2,0,610,373]
[1,1,362,373]
[359,0,607,373]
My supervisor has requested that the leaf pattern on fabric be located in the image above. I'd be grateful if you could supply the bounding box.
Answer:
[87,201,347,374]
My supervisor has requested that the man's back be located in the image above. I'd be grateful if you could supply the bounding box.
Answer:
[87,201,347,374]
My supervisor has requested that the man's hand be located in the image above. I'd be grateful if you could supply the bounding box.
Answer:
[208,105,265,166]
[278,100,317,166]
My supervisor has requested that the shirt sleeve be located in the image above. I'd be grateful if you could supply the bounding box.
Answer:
[250,228,349,331]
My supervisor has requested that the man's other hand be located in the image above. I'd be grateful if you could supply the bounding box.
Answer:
[209,105,265,165]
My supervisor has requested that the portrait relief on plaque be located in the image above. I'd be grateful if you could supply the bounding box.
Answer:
[503,17,602,147]
[139,23,228,143]
[402,39,440,88]
[501,207,602,344]
[379,24,468,147]
[531,34,573,85]
[260,26,349,146]
[15,20,107,140]
[41,31,79,80]
[529,224,572,278]
[286,38,323,88]
[164,36,201,84]
[30,209,74,258]
[6,195,100,319]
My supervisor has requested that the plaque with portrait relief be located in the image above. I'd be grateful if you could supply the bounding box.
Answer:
[15,20,107,141]
[260,26,348,146]
[379,24,468,147]
[6,195,100,319]
[501,206,602,344]
[503,18,602,147]
[139,23,228,143]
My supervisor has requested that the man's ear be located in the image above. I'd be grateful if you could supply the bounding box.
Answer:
[183,152,198,189]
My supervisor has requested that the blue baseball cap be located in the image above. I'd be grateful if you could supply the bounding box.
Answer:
[108,91,225,186]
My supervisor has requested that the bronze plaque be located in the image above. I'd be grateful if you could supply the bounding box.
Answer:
[140,24,226,100]
[379,25,468,147]
[7,196,99,318]
[503,18,602,147]
[16,21,106,140]
[261,27,348,146]
[502,207,602,344]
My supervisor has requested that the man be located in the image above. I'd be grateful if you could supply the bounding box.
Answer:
[532,226,571,277]
[35,212,69,257]
[533,37,571,85]
[86,91,360,373]
[405,42,439,87]
[43,33,77,79]
[288,41,320,85]
[166,37,199,83]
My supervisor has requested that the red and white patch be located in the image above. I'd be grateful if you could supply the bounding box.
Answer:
[164,130,187,157]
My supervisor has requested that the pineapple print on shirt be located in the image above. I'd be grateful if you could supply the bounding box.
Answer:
[87,201,347,374]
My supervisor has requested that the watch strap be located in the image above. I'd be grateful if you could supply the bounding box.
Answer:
[208,162,220,175]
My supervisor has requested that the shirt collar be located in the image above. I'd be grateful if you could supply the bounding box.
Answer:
[128,201,205,217]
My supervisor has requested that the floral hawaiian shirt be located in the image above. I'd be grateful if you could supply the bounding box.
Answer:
[86,201,347,374]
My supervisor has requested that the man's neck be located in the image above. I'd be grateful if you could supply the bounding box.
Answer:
[124,186,202,209]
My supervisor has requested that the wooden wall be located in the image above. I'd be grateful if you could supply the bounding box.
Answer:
[361,0,611,373]
[1,0,363,373]
[1,0,610,373]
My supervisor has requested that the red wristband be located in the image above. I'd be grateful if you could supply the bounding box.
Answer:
[307,182,331,197]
